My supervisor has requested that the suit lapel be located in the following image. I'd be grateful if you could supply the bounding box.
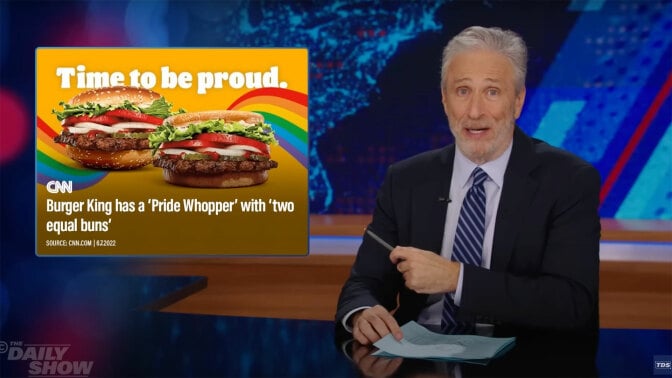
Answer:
[491,127,540,271]
[411,146,454,254]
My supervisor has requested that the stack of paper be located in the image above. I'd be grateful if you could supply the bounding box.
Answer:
[373,321,515,365]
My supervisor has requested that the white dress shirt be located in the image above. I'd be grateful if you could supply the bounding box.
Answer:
[417,142,512,327]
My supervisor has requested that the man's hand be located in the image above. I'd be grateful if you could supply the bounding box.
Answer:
[352,305,403,345]
[389,246,461,294]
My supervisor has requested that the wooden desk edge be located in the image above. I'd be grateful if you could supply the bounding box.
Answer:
[139,276,209,311]
[310,215,672,242]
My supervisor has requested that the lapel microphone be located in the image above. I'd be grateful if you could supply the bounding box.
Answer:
[438,197,451,203]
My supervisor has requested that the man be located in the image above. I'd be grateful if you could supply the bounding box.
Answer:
[336,26,601,346]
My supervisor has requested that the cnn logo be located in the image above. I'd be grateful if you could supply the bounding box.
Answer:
[46,180,73,194]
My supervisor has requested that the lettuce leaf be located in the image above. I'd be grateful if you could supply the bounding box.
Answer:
[148,120,279,153]
[52,97,182,121]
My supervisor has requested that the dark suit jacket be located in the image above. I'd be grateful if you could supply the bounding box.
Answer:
[336,127,601,333]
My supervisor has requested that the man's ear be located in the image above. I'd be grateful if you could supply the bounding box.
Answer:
[441,90,449,112]
[514,86,526,119]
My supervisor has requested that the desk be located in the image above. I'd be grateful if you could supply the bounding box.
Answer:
[1,273,670,377]
[105,312,669,377]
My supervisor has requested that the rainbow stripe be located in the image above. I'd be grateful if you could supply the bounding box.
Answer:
[36,117,108,189]
[228,88,308,169]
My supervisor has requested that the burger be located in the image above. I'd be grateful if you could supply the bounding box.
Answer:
[149,110,279,188]
[52,86,180,169]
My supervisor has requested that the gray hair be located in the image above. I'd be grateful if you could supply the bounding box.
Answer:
[440,26,528,93]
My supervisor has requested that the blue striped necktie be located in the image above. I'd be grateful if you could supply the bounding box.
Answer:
[441,167,488,333]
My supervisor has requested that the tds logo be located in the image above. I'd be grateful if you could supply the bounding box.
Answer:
[655,355,672,375]
[46,180,73,194]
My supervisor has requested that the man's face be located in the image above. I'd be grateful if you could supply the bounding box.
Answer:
[441,49,526,164]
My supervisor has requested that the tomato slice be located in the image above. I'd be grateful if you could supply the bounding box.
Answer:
[86,130,106,138]
[160,140,209,149]
[105,109,163,125]
[161,134,271,156]
[200,151,220,161]
[63,114,120,126]
[195,133,269,154]
[114,129,154,133]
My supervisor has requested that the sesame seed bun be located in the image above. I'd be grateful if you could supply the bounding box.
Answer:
[69,86,161,107]
[161,169,270,188]
[64,145,152,170]
[164,110,264,127]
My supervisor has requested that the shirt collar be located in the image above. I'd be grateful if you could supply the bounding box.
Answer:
[453,141,513,189]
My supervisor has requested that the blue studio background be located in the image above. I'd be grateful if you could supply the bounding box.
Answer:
[1,0,671,377]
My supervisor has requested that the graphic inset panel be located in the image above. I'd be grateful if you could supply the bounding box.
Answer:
[36,48,308,256]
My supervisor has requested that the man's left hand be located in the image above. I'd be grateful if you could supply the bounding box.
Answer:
[389,246,460,294]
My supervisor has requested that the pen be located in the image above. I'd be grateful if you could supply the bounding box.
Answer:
[365,229,395,252]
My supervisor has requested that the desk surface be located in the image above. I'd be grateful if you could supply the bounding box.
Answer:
[114,313,672,377]
[1,272,670,377]
[4,310,670,377]
[309,215,672,242]
[39,311,660,377]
